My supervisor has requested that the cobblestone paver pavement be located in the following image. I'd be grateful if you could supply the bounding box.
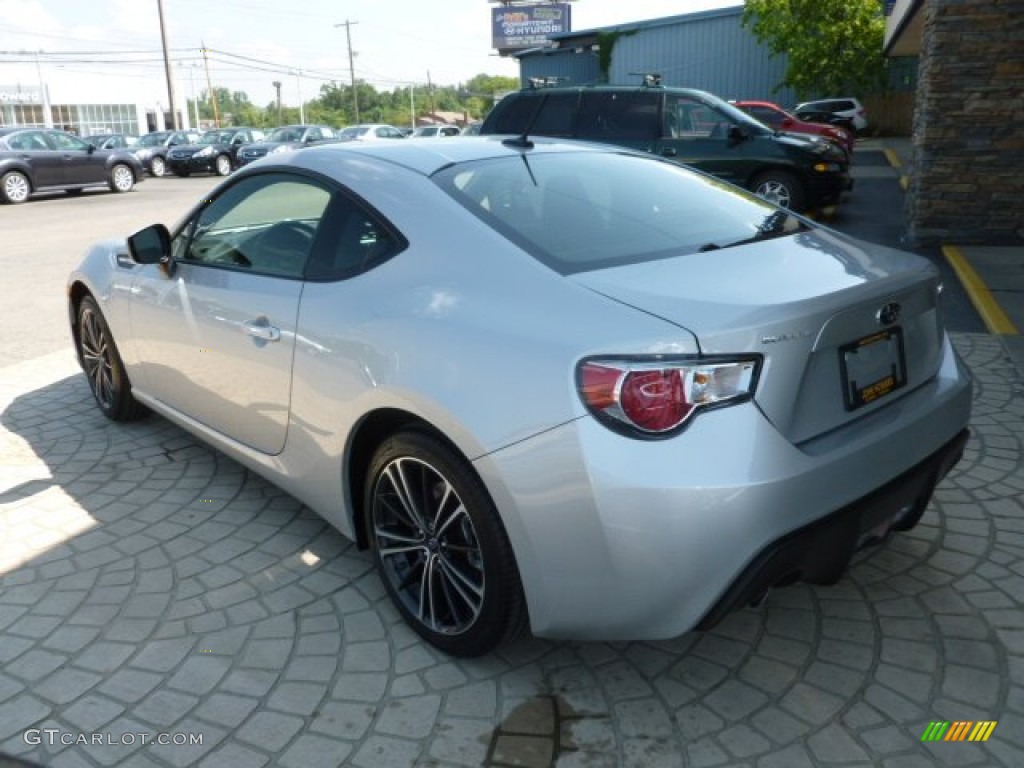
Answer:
[1,335,1022,767]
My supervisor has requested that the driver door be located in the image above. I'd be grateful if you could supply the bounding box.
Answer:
[655,94,753,185]
[128,172,332,454]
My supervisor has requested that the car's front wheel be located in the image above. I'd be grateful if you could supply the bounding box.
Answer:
[76,296,147,421]
[108,164,135,193]
[214,154,232,176]
[1,170,31,204]
[365,431,526,657]
[150,156,167,177]
[751,170,805,211]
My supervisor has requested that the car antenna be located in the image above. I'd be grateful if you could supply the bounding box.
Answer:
[503,76,566,149]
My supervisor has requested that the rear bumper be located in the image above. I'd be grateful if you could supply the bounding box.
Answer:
[806,170,852,206]
[696,426,969,630]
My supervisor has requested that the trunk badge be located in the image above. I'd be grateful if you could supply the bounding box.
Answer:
[877,302,901,326]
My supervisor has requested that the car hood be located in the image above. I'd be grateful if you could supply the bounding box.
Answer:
[571,228,943,444]
[241,141,299,152]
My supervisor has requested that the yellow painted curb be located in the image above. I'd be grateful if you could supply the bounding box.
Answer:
[883,148,902,168]
[942,245,1019,335]
[899,175,909,191]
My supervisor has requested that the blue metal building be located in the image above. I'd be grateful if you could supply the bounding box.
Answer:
[514,6,800,108]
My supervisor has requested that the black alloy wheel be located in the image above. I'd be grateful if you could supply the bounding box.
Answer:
[366,431,526,657]
[76,296,147,421]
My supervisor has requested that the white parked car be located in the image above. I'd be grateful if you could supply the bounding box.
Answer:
[794,97,869,132]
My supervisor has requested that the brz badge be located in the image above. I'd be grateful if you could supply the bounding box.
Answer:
[877,302,901,326]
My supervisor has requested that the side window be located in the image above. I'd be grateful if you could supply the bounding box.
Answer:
[9,132,48,151]
[531,93,578,137]
[489,94,540,134]
[750,106,781,128]
[577,92,660,141]
[181,173,331,279]
[664,95,732,139]
[305,194,405,281]
[50,132,90,151]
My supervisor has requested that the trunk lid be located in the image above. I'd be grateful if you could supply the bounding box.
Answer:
[571,229,944,444]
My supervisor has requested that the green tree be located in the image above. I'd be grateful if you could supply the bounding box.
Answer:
[742,0,886,98]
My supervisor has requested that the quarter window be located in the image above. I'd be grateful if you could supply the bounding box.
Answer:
[180,173,331,279]
[577,92,660,141]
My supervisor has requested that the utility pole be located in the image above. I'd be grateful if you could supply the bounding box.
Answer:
[426,70,435,117]
[32,50,53,128]
[156,0,180,129]
[272,81,282,123]
[335,20,359,123]
[295,71,305,124]
[201,43,220,127]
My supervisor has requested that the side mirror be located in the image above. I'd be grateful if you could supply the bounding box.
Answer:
[781,117,793,127]
[128,224,172,265]
[727,124,747,144]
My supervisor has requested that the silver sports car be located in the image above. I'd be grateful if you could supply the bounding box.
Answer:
[68,137,972,657]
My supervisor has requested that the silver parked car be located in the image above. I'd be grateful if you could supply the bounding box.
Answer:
[67,137,971,656]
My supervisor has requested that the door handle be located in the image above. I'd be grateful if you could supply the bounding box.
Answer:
[242,321,281,341]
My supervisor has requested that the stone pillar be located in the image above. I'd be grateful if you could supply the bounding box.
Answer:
[907,0,1024,245]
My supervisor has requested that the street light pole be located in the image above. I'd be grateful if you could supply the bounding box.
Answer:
[295,70,305,124]
[272,81,282,123]
[156,0,180,129]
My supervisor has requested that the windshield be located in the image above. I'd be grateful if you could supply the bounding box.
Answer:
[690,90,771,133]
[198,130,235,145]
[138,132,170,147]
[269,127,302,142]
[434,151,806,275]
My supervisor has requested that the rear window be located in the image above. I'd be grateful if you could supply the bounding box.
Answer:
[433,151,800,275]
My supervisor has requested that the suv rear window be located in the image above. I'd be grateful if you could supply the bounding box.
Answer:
[434,151,799,274]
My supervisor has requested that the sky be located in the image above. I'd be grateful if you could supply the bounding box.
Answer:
[0,0,740,109]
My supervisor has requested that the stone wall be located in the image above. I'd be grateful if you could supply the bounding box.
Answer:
[907,0,1024,245]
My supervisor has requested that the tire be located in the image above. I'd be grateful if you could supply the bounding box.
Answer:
[214,154,232,176]
[150,156,167,177]
[1,170,31,204]
[365,431,526,657]
[108,163,135,193]
[751,170,806,211]
[76,296,147,422]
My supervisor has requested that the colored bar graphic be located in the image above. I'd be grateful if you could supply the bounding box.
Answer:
[921,720,997,742]
[969,722,998,742]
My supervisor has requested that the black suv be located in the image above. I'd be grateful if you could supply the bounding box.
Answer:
[481,83,851,212]
[166,127,265,177]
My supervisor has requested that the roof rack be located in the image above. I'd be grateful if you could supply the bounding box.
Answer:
[527,76,568,89]
[629,72,662,87]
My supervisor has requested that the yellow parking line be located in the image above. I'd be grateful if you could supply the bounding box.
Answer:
[899,175,909,191]
[942,245,1019,334]
[883,148,902,168]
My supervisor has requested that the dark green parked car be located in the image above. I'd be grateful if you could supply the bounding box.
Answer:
[480,83,851,212]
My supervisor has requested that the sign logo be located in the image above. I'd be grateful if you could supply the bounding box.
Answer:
[921,721,997,742]
[877,301,901,326]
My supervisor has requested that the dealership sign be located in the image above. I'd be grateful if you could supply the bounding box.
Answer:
[492,4,571,51]
[0,85,42,104]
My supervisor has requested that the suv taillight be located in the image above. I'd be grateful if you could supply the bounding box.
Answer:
[578,357,760,436]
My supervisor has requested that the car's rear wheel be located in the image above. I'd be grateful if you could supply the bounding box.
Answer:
[215,154,232,176]
[1,170,31,204]
[76,296,147,421]
[751,170,805,211]
[150,156,167,177]
[108,164,135,193]
[365,431,526,657]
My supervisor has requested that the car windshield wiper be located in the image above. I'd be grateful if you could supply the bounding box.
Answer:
[697,211,803,252]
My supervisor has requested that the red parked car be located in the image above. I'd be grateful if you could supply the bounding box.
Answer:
[732,100,854,154]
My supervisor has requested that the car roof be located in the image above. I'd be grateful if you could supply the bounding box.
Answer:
[285,135,616,178]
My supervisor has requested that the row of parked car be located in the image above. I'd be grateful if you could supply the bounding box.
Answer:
[1,89,865,207]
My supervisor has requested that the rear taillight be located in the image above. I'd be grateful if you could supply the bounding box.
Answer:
[578,357,760,436]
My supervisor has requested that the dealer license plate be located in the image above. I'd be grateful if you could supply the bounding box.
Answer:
[840,328,907,411]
